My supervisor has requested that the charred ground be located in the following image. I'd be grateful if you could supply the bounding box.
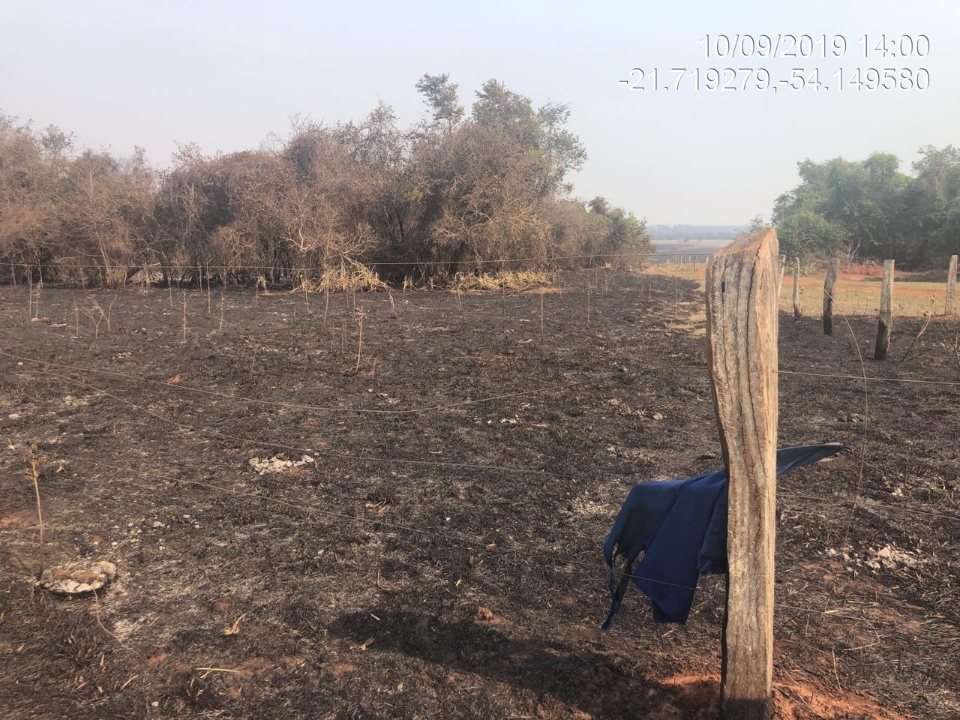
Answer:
[0,271,957,719]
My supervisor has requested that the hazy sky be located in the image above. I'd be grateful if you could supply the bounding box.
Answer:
[1,0,956,224]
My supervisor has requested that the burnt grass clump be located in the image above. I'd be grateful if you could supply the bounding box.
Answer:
[1,271,958,719]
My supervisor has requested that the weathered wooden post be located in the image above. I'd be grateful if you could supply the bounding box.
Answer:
[822,258,839,335]
[946,255,958,316]
[706,228,779,720]
[777,254,786,297]
[792,258,802,321]
[874,259,895,361]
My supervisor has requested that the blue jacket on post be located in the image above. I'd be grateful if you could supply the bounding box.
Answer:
[601,443,843,629]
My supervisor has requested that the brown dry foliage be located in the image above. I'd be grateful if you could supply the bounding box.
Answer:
[1,82,652,289]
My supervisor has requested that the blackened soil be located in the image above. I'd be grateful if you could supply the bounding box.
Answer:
[0,271,957,719]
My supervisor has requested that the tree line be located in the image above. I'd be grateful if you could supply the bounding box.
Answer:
[773,148,960,268]
[0,75,653,288]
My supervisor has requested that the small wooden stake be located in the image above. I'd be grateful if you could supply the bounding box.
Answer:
[354,309,364,372]
[874,259,895,360]
[181,291,189,343]
[27,448,45,545]
[792,258,802,321]
[822,258,839,336]
[946,255,957,316]
[539,289,545,343]
[706,229,779,720]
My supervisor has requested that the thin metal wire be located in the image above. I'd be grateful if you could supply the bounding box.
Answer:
[0,251,716,272]
[780,492,960,524]
[4,348,958,434]
[84,456,486,545]
[777,368,960,388]
[19,368,569,478]
[6,268,958,636]
[0,350,612,417]
[79,455,699,591]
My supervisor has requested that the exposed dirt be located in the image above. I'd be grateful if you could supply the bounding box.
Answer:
[1,270,958,719]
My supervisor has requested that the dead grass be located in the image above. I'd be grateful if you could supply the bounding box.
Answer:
[449,270,553,292]
[297,262,389,293]
[664,309,706,338]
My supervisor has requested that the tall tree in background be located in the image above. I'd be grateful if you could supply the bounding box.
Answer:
[57,148,156,285]
[399,76,591,276]
[907,145,960,263]
[471,80,586,196]
[414,74,464,135]
[775,149,960,266]
[403,120,552,274]
[536,101,588,193]
[582,195,653,266]
[0,115,58,278]
[774,153,919,264]
[0,114,155,284]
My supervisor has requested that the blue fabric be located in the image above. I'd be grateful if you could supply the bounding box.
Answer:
[602,443,843,628]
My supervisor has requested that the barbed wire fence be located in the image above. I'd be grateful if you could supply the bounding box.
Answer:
[1,264,958,710]
[2,268,958,513]
[2,268,959,542]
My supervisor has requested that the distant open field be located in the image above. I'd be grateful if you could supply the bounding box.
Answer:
[646,261,956,318]
[649,239,730,264]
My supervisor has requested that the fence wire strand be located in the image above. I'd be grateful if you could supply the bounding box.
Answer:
[2,269,958,646]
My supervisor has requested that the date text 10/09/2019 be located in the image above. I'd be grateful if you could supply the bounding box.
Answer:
[618,67,930,93]
[700,34,929,59]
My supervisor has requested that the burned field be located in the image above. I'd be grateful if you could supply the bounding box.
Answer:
[1,271,958,719]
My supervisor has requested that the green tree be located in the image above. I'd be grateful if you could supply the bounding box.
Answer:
[415,73,464,134]
[774,208,850,259]
[536,101,587,189]
[907,145,960,262]
[587,196,610,215]
[471,79,541,149]
[472,79,586,195]
[604,208,652,264]
[545,198,609,265]
[773,154,915,263]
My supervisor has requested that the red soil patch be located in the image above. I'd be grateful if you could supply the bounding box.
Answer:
[658,673,906,720]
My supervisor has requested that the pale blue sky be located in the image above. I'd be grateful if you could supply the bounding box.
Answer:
[1,1,956,224]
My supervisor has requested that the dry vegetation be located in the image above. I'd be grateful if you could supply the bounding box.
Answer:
[0,77,653,290]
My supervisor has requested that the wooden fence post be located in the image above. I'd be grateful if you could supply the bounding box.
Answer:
[706,228,779,720]
[946,255,958,316]
[822,258,839,335]
[777,254,786,297]
[874,259,895,361]
[792,258,802,321]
